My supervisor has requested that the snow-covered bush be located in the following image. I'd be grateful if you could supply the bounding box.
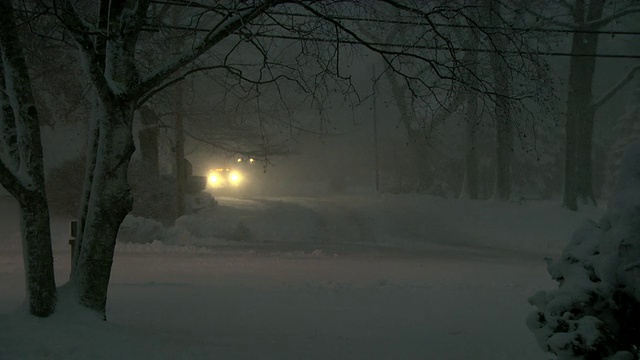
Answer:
[527,141,640,360]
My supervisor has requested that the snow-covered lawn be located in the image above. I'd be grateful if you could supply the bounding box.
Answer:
[0,194,604,359]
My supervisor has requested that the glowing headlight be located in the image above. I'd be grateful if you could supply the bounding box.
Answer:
[208,174,218,186]
[229,171,242,185]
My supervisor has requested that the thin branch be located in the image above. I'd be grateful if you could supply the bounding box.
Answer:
[136,0,283,99]
[586,6,640,29]
[557,0,574,13]
[183,127,291,157]
[138,65,228,107]
[503,0,577,29]
[593,64,640,109]
[57,0,113,102]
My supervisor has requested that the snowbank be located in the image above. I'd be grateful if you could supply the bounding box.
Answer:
[114,195,603,259]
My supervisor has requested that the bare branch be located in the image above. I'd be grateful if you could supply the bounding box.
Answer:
[56,0,113,101]
[289,1,459,85]
[586,5,640,29]
[558,0,574,12]
[593,64,640,110]
[503,0,577,29]
[138,65,229,107]
[136,0,283,99]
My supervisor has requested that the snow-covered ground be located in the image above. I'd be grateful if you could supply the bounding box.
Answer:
[0,194,605,359]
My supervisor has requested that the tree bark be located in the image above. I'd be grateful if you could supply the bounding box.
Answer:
[73,100,135,317]
[19,193,57,317]
[72,94,100,275]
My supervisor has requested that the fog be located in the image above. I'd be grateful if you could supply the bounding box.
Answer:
[1,1,640,359]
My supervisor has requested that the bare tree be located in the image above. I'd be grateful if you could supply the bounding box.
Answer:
[516,0,640,209]
[485,0,514,201]
[355,1,551,196]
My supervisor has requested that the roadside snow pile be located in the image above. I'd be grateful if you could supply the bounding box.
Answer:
[116,240,213,254]
[115,192,604,257]
[117,215,215,253]
[116,209,260,250]
[527,141,640,360]
[117,215,168,244]
[174,198,318,243]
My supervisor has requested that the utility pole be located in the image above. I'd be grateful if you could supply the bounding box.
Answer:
[372,64,380,193]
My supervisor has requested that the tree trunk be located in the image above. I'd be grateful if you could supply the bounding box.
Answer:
[459,17,480,200]
[0,0,56,317]
[72,94,100,275]
[487,0,512,201]
[19,193,57,317]
[413,136,434,191]
[172,7,186,217]
[139,106,160,176]
[73,100,135,318]
[575,0,604,206]
[576,104,597,206]
[563,68,579,211]
[460,93,479,199]
[562,0,604,210]
[72,0,111,274]
[174,83,186,217]
[493,100,513,201]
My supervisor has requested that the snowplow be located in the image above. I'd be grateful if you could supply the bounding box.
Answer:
[206,157,257,191]
[207,167,244,188]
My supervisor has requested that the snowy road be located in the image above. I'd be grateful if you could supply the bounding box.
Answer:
[0,194,602,359]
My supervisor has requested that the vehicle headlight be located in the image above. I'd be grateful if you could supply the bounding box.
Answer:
[229,171,242,185]
[208,173,219,186]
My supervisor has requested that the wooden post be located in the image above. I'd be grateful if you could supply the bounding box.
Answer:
[69,220,77,266]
